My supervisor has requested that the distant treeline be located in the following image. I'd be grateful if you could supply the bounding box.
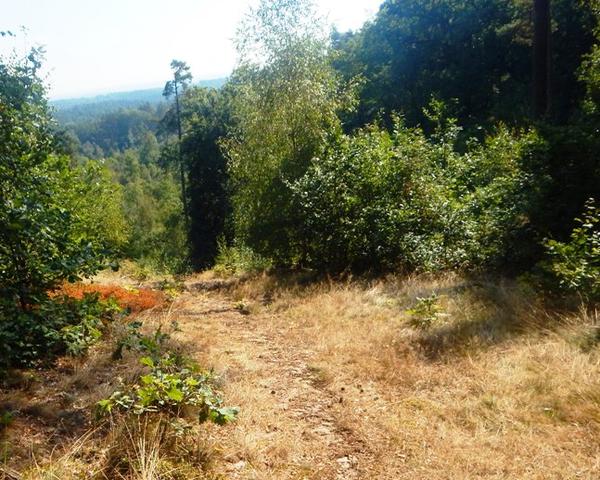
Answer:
[52,78,226,124]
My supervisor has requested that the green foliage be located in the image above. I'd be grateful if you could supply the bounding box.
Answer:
[100,325,238,425]
[333,0,595,128]
[224,0,350,264]
[581,43,600,115]
[407,293,444,331]
[178,87,232,269]
[542,199,600,301]
[11,0,598,295]
[0,293,122,368]
[59,294,121,356]
[112,320,171,361]
[0,50,125,320]
[66,107,161,155]
[69,160,130,251]
[156,279,185,301]
[107,148,189,273]
[580,2,600,115]
[291,112,545,272]
[98,355,238,425]
[214,240,272,276]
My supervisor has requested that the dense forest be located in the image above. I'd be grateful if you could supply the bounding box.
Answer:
[1,0,599,478]
[36,0,599,277]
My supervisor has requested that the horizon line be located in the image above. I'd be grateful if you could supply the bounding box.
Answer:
[49,75,229,102]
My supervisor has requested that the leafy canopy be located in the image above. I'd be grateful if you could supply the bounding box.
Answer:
[224,0,350,264]
[0,49,125,306]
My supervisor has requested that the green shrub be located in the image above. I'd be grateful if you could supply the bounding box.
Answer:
[407,293,444,331]
[98,355,238,425]
[100,324,238,425]
[542,199,600,302]
[291,115,543,272]
[0,293,122,368]
[213,240,272,276]
[59,294,122,356]
[0,50,128,370]
[112,320,171,361]
[1,51,126,309]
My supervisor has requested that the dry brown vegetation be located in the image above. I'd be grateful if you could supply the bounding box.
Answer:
[191,272,600,479]
[57,283,167,313]
[2,272,600,479]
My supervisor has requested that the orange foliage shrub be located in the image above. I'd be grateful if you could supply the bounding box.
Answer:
[57,284,166,313]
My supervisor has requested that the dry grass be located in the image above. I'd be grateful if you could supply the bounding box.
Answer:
[4,271,600,479]
[194,271,600,479]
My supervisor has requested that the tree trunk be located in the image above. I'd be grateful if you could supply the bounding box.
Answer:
[533,0,551,118]
[174,83,189,228]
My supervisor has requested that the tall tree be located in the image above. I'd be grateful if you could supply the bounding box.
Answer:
[332,0,594,128]
[179,87,232,269]
[224,0,347,264]
[163,60,192,223]
[332,0,536,128]
[580,1,600,115]
[533,0,551,117]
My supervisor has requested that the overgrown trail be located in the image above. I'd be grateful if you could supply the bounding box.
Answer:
[173,287,374,479]
[165,276,600,480]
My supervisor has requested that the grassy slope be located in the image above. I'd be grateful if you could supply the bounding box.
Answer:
[2,271,599,479]
[196,272,599,479]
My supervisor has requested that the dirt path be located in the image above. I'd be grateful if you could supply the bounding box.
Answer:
[161,277,600,480]
[172,289,374,480]
[4,275,596,479]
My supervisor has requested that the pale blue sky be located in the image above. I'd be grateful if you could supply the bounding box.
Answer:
[0,0,382,99]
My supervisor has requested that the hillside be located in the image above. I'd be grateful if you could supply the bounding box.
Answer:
[51,78,227,124]
[1,0,599,479]
[2,271,599,479]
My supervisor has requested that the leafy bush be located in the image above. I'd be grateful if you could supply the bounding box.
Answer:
[0,151,114,309]
[407,293,444,330]
[96,322,238,479]
[111,320,171,361]
[98,354,238,424]
[100,324,238,425]
[291,114,544,272]
[542,199,600,302]
[0,49,127,370]
[213,240,272,276]
[0,293,122,368]
[72,160,130,251]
